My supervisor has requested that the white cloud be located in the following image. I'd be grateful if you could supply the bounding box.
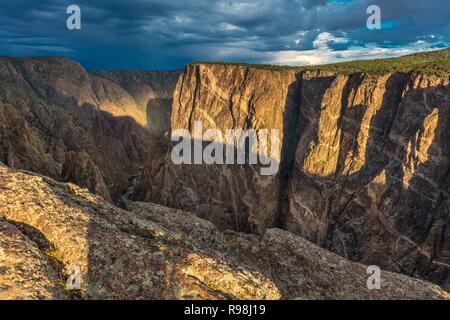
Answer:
[220,23,245,31]
[262,33,433,66]
[175,15,191,24]
[294,31,308,44]
[266,51,326,65]
[312,32,348,49]
[183,29,438,67]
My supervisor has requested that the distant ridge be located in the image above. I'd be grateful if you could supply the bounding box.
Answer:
[194,47,450,75]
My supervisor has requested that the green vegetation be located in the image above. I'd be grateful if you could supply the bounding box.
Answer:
[194,61,300,72]
[195,48,450,76]
[45,248,63,262]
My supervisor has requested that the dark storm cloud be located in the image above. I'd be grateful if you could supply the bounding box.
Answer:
[0,0,448,69]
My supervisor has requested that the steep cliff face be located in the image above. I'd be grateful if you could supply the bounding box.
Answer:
[136,60,450,289]
[0,56,179,200]
[288,71,450,290]
[1,164,448,300]
[134,63,300,232]
[61,151,111,202]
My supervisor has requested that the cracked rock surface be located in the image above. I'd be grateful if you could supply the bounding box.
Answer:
[0,164,448,300]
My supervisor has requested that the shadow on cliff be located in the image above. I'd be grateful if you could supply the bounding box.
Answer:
[0,60,159,203]
[55,99,152,203]
[1,218,72,296]
[133,72,317,235]
[132,134,281,234]
[283,71,450,289]
[146,98,173,136]
[277,74,303,228]
[1,85,154,203]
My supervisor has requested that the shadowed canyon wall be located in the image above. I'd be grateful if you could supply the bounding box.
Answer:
[0,56,180,201]
[135,63,450,289]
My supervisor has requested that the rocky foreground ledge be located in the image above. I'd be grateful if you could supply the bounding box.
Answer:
[0,164,448,300]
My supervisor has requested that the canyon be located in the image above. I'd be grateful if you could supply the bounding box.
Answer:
[134,50,450,292]
[0,56,180,202]
[0,49,450,299]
